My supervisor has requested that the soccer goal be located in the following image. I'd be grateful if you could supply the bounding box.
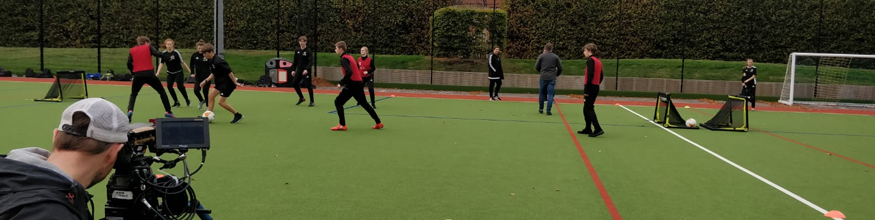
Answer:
[779,52,875,107]
[700,95,748,132]
[653,92,697,129]
[34,70,89,102]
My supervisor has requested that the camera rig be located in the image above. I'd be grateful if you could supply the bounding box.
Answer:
[103,118,213,220]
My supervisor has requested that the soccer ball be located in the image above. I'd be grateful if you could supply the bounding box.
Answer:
[202,111,215,123]
[686,118,697,128]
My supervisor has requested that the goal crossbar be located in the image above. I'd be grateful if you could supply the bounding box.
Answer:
[780,52,875,106]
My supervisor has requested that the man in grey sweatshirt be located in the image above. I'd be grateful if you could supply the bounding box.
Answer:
[0,98,130,220]
[535,43,563,115]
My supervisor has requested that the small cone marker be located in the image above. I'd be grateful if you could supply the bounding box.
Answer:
[824,210,845,219]
[614,103,620,106]
[684,106,690,108]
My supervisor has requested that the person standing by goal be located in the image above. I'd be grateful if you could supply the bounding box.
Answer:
[741,58,757,110]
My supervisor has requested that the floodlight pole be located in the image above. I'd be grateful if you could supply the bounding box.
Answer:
[214,0,225,57]
[491,0,496,48]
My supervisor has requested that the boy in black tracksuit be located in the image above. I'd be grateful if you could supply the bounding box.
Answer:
[741,58,757,110]
[156,39,193,107]
[488,46,504,100]
[199,43,244,123]
[191,40,212,109]
[291,36,315,107]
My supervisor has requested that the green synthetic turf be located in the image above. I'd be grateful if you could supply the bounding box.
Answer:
[1,81,873,219]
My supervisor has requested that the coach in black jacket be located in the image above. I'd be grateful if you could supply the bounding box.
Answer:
[488,46,505,100]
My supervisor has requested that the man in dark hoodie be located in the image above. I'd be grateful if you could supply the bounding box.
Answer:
[0,98,130,220]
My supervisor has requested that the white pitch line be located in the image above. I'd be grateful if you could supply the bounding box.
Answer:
[618,104,842,220]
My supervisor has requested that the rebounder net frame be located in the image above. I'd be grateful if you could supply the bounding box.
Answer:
[653,92,697,129]
[35,70,88,102]
[700,95,748,132]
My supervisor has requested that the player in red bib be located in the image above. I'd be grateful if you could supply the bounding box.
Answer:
[578,43,604,137]
[330,41,383,131]
[125,36,175,122]
[358,47,377,108]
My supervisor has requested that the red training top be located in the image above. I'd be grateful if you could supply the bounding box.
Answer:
[130,45,155,73]
[585,56,603,86]
[341,54,363,82]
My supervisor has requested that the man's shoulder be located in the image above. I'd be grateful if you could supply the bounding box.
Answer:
[0,198,84,220]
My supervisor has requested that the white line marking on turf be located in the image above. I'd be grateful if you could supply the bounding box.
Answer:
[618,104,841,220]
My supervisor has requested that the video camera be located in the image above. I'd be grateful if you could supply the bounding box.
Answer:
[103,118,213,220]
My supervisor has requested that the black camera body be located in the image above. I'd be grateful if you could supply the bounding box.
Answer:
[103,118,212,220]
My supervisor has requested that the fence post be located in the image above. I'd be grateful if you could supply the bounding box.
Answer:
[313,0,318,78]
[430,0,435,85]
[39,0,44,71]
[97,0,101,73]
[615,0,621,91]
[155,0,160,67]
[814,0,823,98]
[680,0,687,93]
[276,0,280,58]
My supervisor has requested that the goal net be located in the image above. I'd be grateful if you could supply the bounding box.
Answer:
[779,52,875,107]
[700,95,748,132]
[653,92,697,129]
[35,70,89,102]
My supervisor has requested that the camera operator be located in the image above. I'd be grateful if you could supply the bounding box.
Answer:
[0,98,131,220]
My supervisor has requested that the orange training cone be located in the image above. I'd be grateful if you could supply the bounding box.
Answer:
[824,210,845,219]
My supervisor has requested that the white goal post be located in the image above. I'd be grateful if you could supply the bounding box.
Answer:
[779,52,875,106]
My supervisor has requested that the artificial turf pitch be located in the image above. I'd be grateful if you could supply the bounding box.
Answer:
[1,80,873,220]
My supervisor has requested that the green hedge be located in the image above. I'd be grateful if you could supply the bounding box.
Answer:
[2,0,873,63]
[503,0,875,63]
[432,6,507,58]
[0,0,450,54]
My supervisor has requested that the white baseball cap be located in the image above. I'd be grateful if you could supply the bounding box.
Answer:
[58,98,131,143]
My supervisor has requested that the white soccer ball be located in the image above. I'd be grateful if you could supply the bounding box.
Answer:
[686,118,697,128]
[202,111,215,123]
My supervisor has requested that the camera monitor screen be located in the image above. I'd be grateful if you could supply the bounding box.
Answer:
[155,118,210,150]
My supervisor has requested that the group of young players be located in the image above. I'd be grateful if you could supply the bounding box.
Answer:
[126,36,243,124]
[125,36,383,130]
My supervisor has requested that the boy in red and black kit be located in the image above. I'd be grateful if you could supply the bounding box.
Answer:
[578,43,604,137]
[358,46,377,108]
[331,41,383,131]
[126,36,175,122]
